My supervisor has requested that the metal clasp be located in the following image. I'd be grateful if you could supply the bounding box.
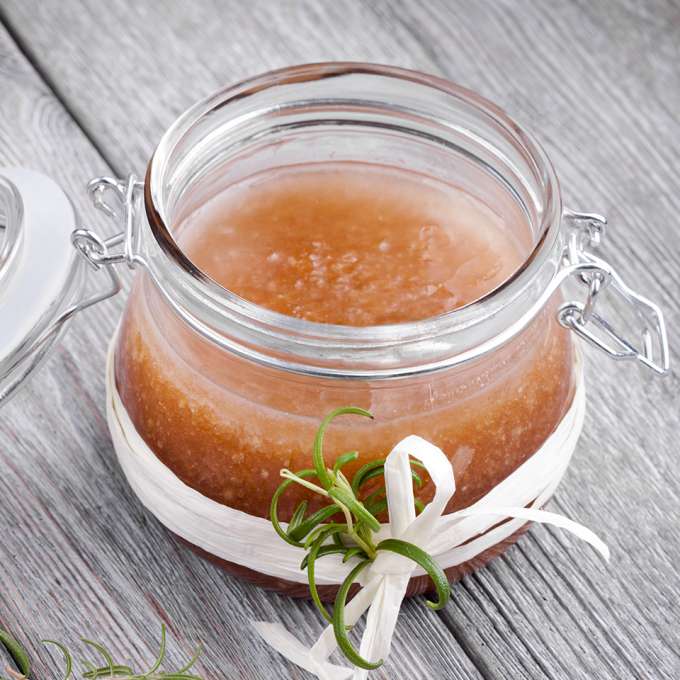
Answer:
[57,175,144,321]
[26,176,143,360]
[559,210,669,375]
[86,174,145,267]
[0,172,145,406]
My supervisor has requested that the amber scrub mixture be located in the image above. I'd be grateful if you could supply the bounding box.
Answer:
[116,163,574,519]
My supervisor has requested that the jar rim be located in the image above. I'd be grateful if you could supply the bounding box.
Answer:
[142,62,564,377]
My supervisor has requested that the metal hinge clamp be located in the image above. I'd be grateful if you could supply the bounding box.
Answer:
[559,210,669,375]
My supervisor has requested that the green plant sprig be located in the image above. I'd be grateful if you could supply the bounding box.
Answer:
[0,625,202,680]
[0,629,30,679]
[269,406,451,671]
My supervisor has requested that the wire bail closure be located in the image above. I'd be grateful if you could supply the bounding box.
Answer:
[559,210,669,375]
[52,174,146,336]
[0,173,145,405]
[84,174,145,268]
[56,174,144,324]
[1,170,669,407]
[14,176,142,379]
[69,181,674,377]
[75,181,671,377]
[40,172,678,379]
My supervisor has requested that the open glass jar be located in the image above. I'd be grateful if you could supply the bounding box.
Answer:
[0,63,669,596]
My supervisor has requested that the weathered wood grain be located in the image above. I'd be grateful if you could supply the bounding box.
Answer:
[0,16,482,680]
[1,0,680,678]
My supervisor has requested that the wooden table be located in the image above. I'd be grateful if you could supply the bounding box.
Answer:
[0,2,678,678]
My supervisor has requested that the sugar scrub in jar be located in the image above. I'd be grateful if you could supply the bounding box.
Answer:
[0,57,670,680]
[0,61,667,610]
[112,63,589,595]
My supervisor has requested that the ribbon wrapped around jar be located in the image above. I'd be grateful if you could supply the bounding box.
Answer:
[107,342,608,679]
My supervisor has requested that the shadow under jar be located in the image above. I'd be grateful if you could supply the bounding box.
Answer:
[97,64,663,598]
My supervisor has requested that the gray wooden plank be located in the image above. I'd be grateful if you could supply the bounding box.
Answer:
[0,18,482,680]
[2,0,680,678]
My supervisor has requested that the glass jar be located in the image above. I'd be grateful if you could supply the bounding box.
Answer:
[0,63,669,597]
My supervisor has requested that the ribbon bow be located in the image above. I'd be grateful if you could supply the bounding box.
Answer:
[253,433,609,679]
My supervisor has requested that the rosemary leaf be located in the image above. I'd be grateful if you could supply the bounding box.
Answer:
[80,659,96,675]
[328,487,380,533]
[332,560,382,670]
[142,624,167,676]
[42,640,73,680]
[287,505,340,543]
[313,407,373,489]
[350,460,385,494]
[175,644,203,674]
[362,488,386,507]
[377,538,450,610]
[287,501,309,534]
[342,547,366,563]
[300,544,347,570]
[80,639,116,676]
[269,469,318,547]
[307,536,334,623]
[0,629,30,677]
[82,663,132,678]
[333,451,359,474]
[303,523,348,550]
[365,497,388,517]
[356,464,423,492]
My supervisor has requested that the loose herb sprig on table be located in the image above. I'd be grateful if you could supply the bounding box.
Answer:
[270,406,451,671]
[0,625,202,680]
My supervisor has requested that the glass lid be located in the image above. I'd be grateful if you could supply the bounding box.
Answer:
[0,167,84,405]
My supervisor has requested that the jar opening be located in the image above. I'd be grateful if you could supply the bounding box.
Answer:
[142,63,564,377]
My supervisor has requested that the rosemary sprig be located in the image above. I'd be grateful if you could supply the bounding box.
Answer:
[0,624,202,680]
[270,406,451,671]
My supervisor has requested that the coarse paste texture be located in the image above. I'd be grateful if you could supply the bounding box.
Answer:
[114,283,574,522]
[107,336,597,586]
[108,336,609,680]
[115,163,575,524]
[177,165,530,326]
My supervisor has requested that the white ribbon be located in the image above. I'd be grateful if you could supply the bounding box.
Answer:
[105,340,608,678]
[252,432,608,680]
